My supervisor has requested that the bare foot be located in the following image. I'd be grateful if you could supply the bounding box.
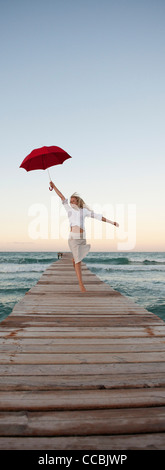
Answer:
[80,284,87,292]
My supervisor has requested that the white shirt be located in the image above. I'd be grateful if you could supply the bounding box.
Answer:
[62,198,102,231]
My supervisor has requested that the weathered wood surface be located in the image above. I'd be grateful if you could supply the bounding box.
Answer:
[0,252,165,450]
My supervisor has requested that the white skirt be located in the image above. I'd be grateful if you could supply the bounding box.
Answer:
[68,232,91,264]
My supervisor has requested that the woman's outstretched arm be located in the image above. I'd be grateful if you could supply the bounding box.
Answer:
[102,216,119,227]
[49,181,65,201]
[85,209,119,227]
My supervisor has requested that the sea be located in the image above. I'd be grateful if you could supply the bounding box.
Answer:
[0,251,165,323]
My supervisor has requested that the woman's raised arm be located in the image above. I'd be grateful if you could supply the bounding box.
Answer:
[49,181,65,201]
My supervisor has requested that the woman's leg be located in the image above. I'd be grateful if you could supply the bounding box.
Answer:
[72,257,75,269]
[75,261,86,292]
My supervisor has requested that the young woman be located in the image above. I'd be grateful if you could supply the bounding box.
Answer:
[50,181,119,292]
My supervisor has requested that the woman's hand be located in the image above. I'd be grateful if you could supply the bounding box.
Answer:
[48,181,65,200]
[102,217,119,227]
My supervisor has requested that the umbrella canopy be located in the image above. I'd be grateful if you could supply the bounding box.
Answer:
[20,146,71,172]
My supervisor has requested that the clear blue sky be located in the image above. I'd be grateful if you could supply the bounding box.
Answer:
[0,0,165,251]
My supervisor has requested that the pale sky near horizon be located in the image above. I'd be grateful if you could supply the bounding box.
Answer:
[0,0,165,252]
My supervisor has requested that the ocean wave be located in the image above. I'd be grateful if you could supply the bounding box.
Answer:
[0,265,49,273]
[0,303,16,322]
[0,287,28,294]
[86,257,165,266]
[0,256,56,265]
[142,259,165,265]
[147,303,165,320]
[86,256,130,265]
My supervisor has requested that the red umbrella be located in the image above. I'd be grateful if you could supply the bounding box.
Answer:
[20,145,72,190]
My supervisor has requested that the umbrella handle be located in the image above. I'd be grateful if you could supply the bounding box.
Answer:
[47,169,53,191]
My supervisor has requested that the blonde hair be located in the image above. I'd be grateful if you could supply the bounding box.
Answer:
[70,192,91,210]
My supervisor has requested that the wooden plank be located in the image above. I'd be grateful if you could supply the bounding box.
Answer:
[0,433,164,450]
[1,407,165,436]
[12,299,148,308]
[0,373,165,391]
[0,388,165,411]
[2,316,161,328]
[1,335,165,345]
[9,308,156,316]
[1,340,165,353]
[1,326,165,338]
[1,362,164,376]
[1,351,165,364]
[28,284,112,293]
[6,305,154,315]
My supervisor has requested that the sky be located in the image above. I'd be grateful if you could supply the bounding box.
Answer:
[0,0,165,252]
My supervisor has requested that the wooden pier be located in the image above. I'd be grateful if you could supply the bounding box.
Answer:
[0,252,165,450]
